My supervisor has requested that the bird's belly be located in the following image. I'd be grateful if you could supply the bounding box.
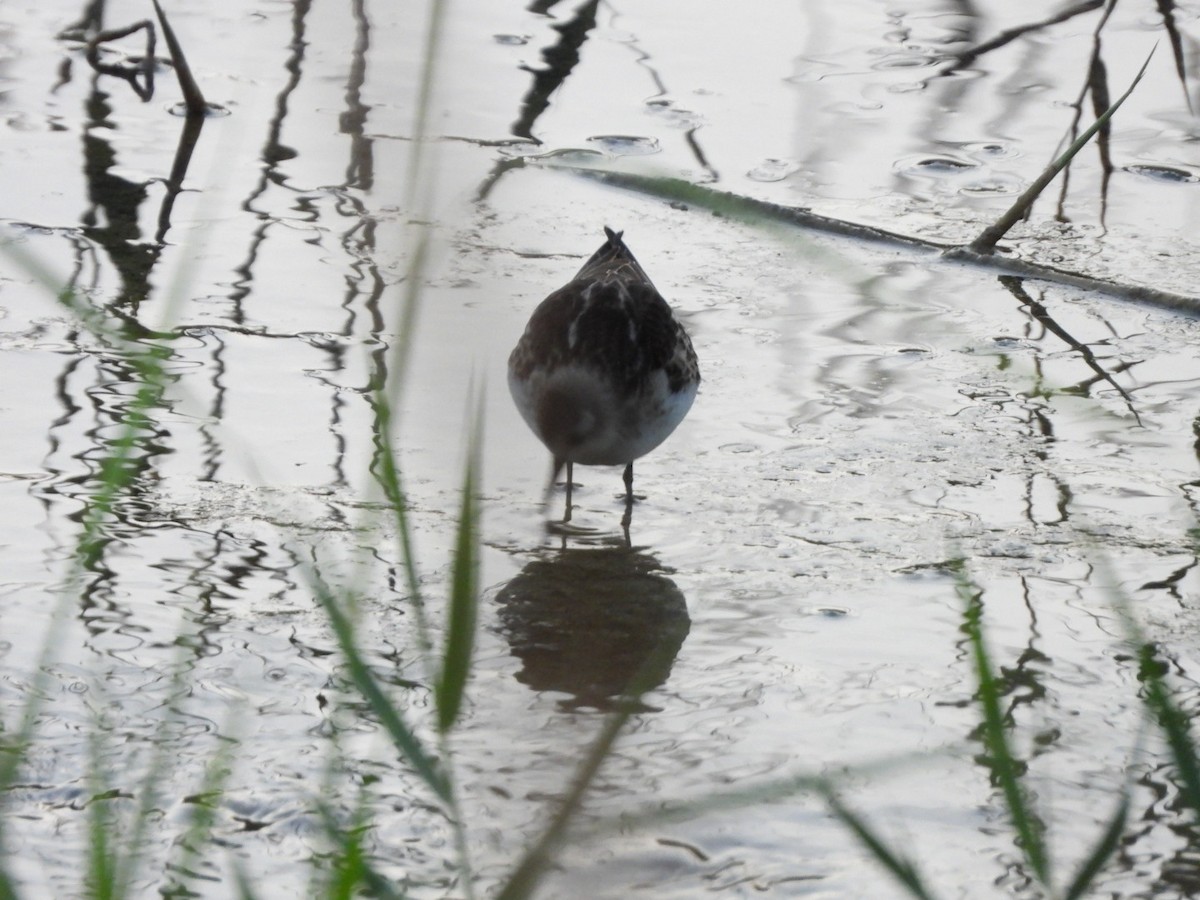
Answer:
[509,365,696,467]
[585,380,697,465]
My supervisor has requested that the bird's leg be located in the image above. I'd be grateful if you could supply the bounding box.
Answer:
[547,457,572,524]
[564,460,574,523]
[620,462,634,533]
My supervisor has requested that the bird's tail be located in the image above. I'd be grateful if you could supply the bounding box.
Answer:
[575,226,653,284]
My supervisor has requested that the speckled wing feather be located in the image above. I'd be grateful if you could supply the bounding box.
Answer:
[509,280,690,390]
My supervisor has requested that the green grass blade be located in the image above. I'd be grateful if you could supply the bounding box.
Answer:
[316,801,405,900]
[231,860,263,900]
[1105,567,1200,818]
[956,566,1051,884]
[368,394,433,667]
[166,728,240,897]
[328,831,368,900]
[314,579,450,804]
[495,702,634,900]
[823,788,940,900]
[495,640,679,900]
[85,807,114,900]
[1138,641,1200,814]
[1062,790,1129,900]
[435,398,482,733]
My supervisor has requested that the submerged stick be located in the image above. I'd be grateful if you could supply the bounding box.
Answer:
[562,167,1200,314]
[969,46,1156,255]
[85,21,157,101]
[151,0,207,117]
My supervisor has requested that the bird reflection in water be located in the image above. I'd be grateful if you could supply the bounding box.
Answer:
[496,547,690,712]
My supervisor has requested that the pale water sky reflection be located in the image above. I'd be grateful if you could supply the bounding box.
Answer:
[1,0,1200,897]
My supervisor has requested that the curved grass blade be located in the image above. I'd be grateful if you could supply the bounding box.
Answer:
[369,391,432,661]
[435,395,483,733]
[1106,572,1200,818]
[495,703,633,900]
[166,734,239,898]
[1062,789,1130,900]
[232,861,262,900]
[314,579,450,804]
[1137,641,1200,815]
[85,745,117,900]
[823,788,940,900]
[495,641,680,900]
[315,800,405,900]
[956,564,1051,885]
[0,247,179,898]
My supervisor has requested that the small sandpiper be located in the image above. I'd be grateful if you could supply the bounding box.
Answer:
[508,226,700,528]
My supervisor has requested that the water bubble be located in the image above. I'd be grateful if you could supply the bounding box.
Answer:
[965,141,1015,159]
[1123,164,1199,184]
[498,141,540,159]
[168,102,231,118]
[871,50,942,70]
[644,100,701,129]
[914,157,973,172]
[585,135,661,156]
[888,80,928,94]
[537,148,606,164]
[493,33,529,46]
[896,154,976,177]
[747,158,801,183]
[960,176,1021,195]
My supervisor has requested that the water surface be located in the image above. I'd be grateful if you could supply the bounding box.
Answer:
[2,0,1200,896]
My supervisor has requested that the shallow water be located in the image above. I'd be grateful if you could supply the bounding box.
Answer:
[3,0,1200,897]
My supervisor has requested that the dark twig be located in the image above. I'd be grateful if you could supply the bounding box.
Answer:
[151,0,208,117]
[155,113,206,243]
[511,0,600,142]
[1155,0,1195,114]
[85,21,157,101]
[561,167,1200,314]
[969,46,1155,255]
[1054,0,1118,225]
[999,276,1142,424]
[944,0,1104,74]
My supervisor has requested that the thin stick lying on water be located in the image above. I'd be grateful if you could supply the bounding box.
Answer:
[560,166,1200,314]
[545,47,1194,313]
[968,45,1156,255]
[151,0,207,117]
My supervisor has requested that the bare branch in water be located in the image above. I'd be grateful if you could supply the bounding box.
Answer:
[85,20,157,101]
[943,0,1104,74]
[557,159,1200,315]
[968,46,1155,256]
[151,0,208,117]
